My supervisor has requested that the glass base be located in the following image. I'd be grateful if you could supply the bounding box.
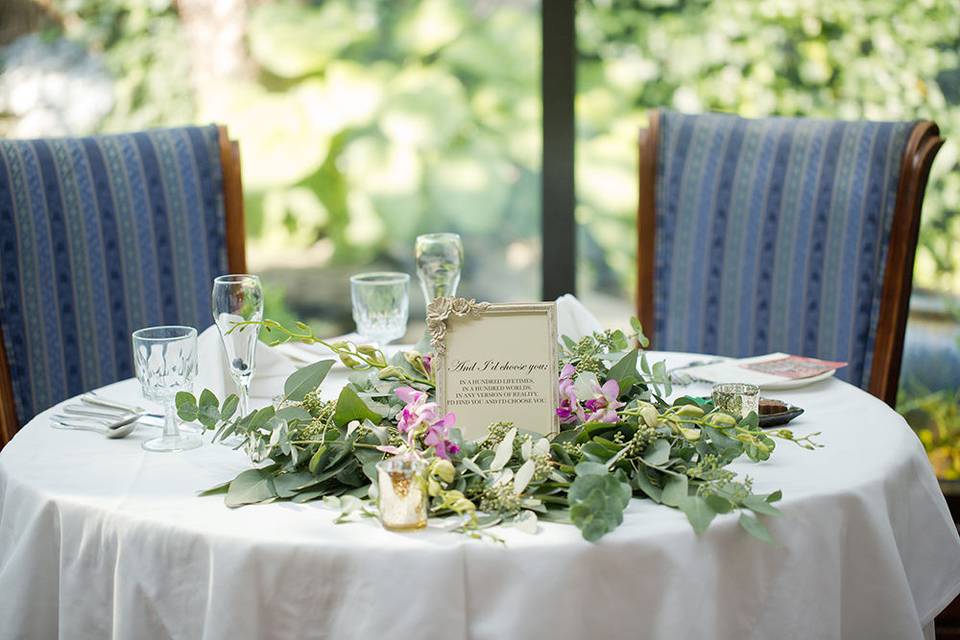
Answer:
[381,519,427,532]
[142,433,202,452]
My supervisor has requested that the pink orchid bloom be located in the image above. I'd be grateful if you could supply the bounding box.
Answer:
[582,379,625,424]
[556,363,580,424]
[393,386,459,459]
[421,354,433,376]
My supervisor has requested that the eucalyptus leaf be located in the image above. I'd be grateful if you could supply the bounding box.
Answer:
[679,495,716,534]
[490,427,517,471]
[198,479,231,497]
[333,386,383,427]
[176,392,198,422]
[513,459,536,494]
[511,510,539,534]
[661,473,688,507]
[284,360,335,401]
[607,349,639,392]
[225,468,278,508]
[642,439,671,466]
[739,512,776,545]
[742,495,783,517]
[220,394,240,422]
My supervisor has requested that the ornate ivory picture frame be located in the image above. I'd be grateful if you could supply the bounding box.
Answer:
[428,297,559,441]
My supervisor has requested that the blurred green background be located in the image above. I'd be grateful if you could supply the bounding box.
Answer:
[1,0,959,480]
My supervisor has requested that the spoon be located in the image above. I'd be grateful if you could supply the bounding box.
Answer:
[51,414,139,439]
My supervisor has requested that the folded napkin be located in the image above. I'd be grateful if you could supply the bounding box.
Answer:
[555,294,603,340]
[195,325,296,401]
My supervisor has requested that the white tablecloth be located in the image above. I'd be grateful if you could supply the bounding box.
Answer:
[1,352,958,640]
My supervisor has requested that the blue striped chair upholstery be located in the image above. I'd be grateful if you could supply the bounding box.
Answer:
[651,111,920,390]
[0,126,230,426]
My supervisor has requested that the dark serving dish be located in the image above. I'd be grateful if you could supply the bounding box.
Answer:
[758,398,804,428]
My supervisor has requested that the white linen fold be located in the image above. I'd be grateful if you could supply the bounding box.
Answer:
[555,294,603,340]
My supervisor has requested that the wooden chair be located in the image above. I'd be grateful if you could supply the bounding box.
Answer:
[0,125,246,447]
[637,110,943,407]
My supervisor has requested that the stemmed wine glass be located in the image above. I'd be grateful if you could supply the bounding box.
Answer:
[212,274,264,418]
[132,326,200,452]
[415,233,463,306]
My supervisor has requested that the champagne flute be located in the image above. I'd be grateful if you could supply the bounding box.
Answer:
[132,326,200,452]
[415,233,463,305]
[212,274,264,418]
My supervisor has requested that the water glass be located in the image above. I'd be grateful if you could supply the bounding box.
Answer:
[415,233,463,305]
[350,272,409,345]
[212,274,263,418]
[132,326,200,452]
[711,383,761,420]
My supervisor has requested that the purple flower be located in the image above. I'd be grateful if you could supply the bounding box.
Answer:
[422,354,433,376]
[393,386,459,459]
[582,379,625,424]
[556,363,580,424]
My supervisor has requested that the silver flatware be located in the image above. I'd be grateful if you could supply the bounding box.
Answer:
[62,404,163,421]
[51,414,139,439]
[81,392,147,414]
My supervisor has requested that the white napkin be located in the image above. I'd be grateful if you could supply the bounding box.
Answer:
[195,325,296,401]
[555,294,603,340]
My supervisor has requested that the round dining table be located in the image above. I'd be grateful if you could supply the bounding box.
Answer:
[1,350,959,640]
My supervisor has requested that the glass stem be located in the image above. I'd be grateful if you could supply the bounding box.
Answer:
[238,382,250,418]
[163,398,180,440]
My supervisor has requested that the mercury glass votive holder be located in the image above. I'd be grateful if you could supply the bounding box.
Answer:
[711,383,760,420]
[377,456,428,531]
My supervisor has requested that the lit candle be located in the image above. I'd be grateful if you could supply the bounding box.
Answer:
[377,455,428,531]
[711,383,760,419]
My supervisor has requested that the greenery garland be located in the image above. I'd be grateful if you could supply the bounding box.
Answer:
[177,318,820,543]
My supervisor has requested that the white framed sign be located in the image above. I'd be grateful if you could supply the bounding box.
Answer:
[428,298,559,441]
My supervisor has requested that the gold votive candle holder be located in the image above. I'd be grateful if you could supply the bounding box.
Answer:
[711,383,760,420]
[377,455,428,531]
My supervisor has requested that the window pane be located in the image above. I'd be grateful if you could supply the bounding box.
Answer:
[575,0,960,482]
[0,0,541,339]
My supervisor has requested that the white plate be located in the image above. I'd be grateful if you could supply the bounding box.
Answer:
[757,368,836,390]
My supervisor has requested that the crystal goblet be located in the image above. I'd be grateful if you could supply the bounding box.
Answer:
[132,325,200,452]
[350,272,410,346]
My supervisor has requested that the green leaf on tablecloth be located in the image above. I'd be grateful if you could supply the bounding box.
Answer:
[766,490,783,503]
[333,386,383,427]
[198,389,221,429]
[276,406,312,423]
[226,468,278,507]
[739,512,776,545]
[568,465,632,541]
[176,392,198,422]
[220,394,240,422]
[291,490,326,504]
[742,495,783,517]
[198,479,231,496]
[642,438,671,466]
[274,470,321,498]
[679,495,716,534]
[308,445,328,474]
[661,473,688,507]
[633,468,662,503]
[284,360,336,402]
[705,495,734,514]
[607,348,639,393]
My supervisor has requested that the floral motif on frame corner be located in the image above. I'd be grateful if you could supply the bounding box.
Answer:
[426,297,491,354]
